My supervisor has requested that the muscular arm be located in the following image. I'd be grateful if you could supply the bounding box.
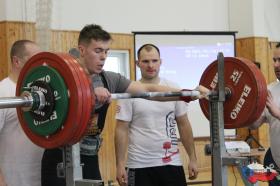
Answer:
[115,120,129,186]
[176,114,198,180]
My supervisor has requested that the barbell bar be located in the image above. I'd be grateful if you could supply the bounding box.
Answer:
[0,96,33,108]
[111,90,201,99]
[0,52,267,148]
[0,90,201,109]
[0,91,46,111]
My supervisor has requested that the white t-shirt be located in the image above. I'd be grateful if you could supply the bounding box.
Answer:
[116,78,188,168]
[259,81,280,168]
[0,77,44,186]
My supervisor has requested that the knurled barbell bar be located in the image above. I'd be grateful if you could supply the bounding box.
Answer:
[0,52,267,149]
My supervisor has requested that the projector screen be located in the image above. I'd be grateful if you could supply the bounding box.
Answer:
[134,32,236,137]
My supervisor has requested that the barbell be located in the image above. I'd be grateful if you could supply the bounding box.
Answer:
[0,52,267,148]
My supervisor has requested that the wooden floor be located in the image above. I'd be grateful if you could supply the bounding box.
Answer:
[187,167,268,186]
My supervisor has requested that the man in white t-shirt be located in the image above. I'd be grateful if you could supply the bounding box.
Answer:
[0,40,43,186]
[250,43,280,186]
[115,44,198,186]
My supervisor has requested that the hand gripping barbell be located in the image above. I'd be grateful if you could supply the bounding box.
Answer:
[0,52,267,148]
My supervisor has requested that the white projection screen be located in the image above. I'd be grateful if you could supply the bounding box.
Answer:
[134,32,236,137]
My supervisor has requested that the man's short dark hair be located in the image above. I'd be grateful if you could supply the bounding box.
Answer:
[137,44,160,59]
[78,24,112,45]
[10,40,35,61]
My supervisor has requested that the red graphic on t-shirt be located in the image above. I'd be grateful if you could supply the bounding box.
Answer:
[162,141,179,163]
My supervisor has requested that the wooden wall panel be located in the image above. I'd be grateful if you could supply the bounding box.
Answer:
[0,22,8,81]
[0,21,36,80]
[253,38,269,81]
[110,33,135,80]
[50,30,79,52]
[235,38,259,146]
[235,38,256,60]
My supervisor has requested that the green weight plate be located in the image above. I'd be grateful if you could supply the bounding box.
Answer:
[17,52,83,148]
[20,66,69,136]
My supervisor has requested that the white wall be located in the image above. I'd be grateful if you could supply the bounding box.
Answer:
[0,0,279,41]
[0,0,229,31]
[229,0,280,41]
[1,0,36,22]
[228,0,254,38]
[0,0,6,20]
[51,0,229,32]
[263,0,280,41]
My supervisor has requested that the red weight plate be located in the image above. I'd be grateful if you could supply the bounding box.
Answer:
[16,52,84,148]
[72,61,94,143]
[77,75,94,139]
[55,54,86,145]
[59,54,94,144]
[17,53,79,148]
[199,57,267,129]
[240,58,268,125]
[52,53,88,146]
